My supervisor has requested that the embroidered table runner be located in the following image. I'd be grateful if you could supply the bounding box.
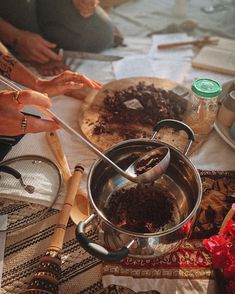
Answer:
[102,170,235,294]
[1,170,234,293]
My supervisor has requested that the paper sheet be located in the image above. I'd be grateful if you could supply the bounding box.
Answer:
[148,33,194,59]
[112,55,156,79]
[113,55,191,83]
[151,59,191,83]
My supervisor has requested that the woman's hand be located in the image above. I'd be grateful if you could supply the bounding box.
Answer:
[73,0,99,18]
[35,70,102,97]
[14,30,61,64]
[36,60,70,77]
[0,90,59,136]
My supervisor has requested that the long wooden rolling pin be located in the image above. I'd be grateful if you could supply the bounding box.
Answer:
[46,131,89,221]
[24,164,84,294]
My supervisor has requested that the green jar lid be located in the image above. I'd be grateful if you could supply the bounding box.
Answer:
[192,79,222,98]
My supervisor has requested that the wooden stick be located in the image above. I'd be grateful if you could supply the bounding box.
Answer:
[24,164,84,294]
[48,165,84,252]
[46,131,89,222]
[157,38,218,50]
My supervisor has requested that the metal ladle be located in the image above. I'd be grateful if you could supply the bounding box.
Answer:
[0,76,170,184]
[43,111,170,183]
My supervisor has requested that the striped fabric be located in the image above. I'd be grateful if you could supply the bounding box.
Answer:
[1,211,103,293]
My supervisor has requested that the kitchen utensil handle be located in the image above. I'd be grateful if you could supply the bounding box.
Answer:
[158,40,198,49]
[151,119,195,155]
[0,165,21,179]
[76,214,129,262]
[0,165,33,193]
[48,164,84,252]
[46,131,71,182]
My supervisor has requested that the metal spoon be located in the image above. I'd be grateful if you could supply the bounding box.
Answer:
[0,75,170,184]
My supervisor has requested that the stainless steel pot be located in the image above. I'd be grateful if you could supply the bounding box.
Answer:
[75,120,202,262]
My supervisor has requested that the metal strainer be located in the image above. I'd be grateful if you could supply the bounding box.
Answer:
[0,155,62,233]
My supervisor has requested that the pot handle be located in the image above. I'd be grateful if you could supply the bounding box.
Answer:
[75,214,130,262]
[151,119,195,155]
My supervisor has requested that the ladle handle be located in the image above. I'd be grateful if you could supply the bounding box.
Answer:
[75,214,129,262]
[0,74,135,183]
[40,107,136,182]
[152,119,195,155]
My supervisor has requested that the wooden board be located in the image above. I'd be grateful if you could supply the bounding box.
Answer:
[78,77,204,154]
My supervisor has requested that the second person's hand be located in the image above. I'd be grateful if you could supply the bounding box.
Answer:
[35,70,102,97]
[73,0,99,18]
[14,30,61,64]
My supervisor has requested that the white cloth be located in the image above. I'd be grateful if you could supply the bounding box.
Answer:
[1,35,234,210]
[102,276,215,294]
[0,155,63,207]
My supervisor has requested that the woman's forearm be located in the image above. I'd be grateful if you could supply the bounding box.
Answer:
[0,18,20,46]
[0,42,38,90]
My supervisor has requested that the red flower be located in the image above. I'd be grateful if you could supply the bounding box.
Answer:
[203,235,229,267]
[220,220,235,237]
[212,250,229,269]
[203,220,235,293]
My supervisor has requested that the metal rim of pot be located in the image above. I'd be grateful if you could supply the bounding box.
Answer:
[76,119,203,262]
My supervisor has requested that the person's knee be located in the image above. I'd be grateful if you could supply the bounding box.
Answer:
[42,8,115,52]
[38,0,114,52]
[42,22,114,52]
[77,6,114,52]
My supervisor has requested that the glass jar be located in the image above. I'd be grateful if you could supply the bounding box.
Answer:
[184,79,222,136]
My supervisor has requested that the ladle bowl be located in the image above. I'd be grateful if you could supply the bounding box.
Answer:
[127,146,170,183]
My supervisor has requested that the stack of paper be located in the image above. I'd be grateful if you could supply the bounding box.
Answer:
[192,37,235,76]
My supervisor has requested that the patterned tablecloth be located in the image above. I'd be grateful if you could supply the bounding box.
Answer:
[0,170,234,294]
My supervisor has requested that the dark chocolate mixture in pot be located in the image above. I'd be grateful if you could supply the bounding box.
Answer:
[135,150,167,175]
[103,184,175,233]
[93,81,187,138]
